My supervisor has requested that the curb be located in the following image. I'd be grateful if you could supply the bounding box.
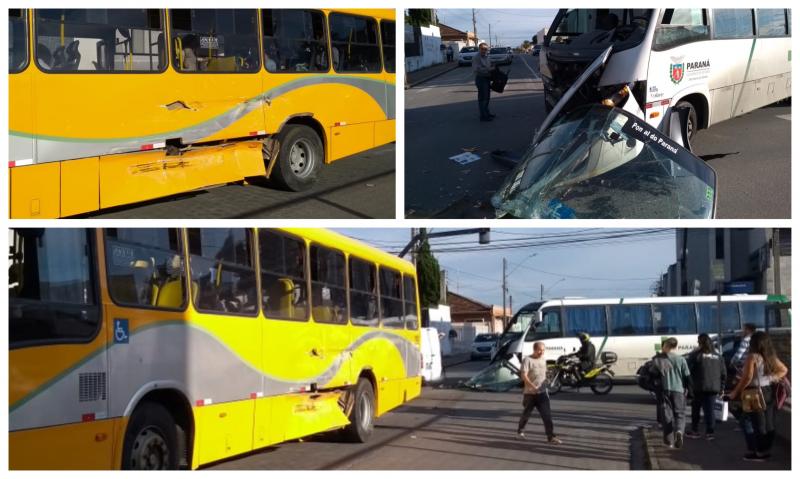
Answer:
[406,63,460,89]
[640,426,658,470]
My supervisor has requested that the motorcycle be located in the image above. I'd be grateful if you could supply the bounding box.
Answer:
[546,351,617,395]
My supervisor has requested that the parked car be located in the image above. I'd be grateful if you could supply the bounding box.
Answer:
[532,44,542,56]
[471,333,500,360]
[488,47,512,65]
[458,46,479,66]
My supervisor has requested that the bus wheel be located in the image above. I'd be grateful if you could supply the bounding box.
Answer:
[676,100,697,144]
[343,378,375,443]
[121,402,179,470]
[271,125,322,192]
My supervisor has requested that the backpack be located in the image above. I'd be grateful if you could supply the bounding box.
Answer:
[774,376,791,410]
[638,357,669,393]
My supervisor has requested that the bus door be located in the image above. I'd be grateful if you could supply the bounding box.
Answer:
[9,229,113,469]
[167,9,265,144]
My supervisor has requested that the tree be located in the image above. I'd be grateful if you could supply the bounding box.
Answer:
[405,9,435,27]
[416,239,441,307]
[520,40,531,51]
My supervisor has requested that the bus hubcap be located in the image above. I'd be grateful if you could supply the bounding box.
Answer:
[358,394,372,430]
[131,428,169,470]
[289,140,315,178]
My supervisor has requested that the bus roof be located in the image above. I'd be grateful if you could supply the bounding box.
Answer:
[537,295,779,309]
[278,228,415,275]
[327,9,395,21]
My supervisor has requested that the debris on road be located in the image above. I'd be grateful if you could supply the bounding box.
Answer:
[449,152,481,165]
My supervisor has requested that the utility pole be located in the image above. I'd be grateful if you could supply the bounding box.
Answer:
[488,23,492,47]
[540,284,544,300]
[472,9,477,46]
[501,258,507,326]
[410,228,418,268]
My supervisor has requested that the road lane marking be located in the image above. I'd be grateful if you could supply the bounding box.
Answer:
[521,57,540,80]
[417,88,430,93]
[776,114,791,121]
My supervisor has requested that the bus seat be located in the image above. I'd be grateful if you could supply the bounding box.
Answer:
[93,39,106,70]
[207,56,236,72]
[51,45,66,69]
[150,284,160,306]
[313,306,333,323]
[265,278,295,317]
[156,33,166,70]
[155,279,185,308]
[173,36,184,70]
[37,43,53,69]
[64,40,81,70]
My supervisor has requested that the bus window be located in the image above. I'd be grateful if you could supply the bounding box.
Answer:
[653,9,709,51]
[697,302,740,334]
[262,9,328,73]
[310,245,347,324]
[258,230,308,321]
[349,257,379,327]
[35,9,165,72]
[329,13,381,73]
[653,303,695,334]
[527,308,561,340]
[403,276,419,330]
[380,267,404,328]
[563,306,606,337]
[713,9,754,39]
[609,304,653,335]
[756,9,789,37]
[9,229,99,346]
[188,229,258,316]
[105,229,185,310]
[380,20,395,73]
[739,302,767,329]
[170,9,259,73]
[9,9,28,73]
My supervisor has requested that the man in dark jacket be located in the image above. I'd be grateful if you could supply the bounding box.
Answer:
[571,332,596,377]
[686,333,726,439]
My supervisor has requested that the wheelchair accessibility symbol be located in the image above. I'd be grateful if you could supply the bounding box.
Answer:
[114,319,129,344]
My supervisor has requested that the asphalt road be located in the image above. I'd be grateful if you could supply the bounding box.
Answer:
[404,55,791,219]
[85,143,395,219]
[209,360,655,470]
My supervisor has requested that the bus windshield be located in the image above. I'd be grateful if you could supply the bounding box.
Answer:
[491,104,716,219]
[499,310,537,343]
[549,9,653,49]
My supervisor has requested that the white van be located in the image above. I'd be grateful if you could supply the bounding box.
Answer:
[421,327,443,383]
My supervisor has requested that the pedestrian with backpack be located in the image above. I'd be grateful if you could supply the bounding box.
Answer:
[651,337,692,448]
[685,333,726,440]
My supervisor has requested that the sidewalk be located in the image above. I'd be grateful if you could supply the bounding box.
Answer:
[406,61,460,88]
[643,411,791,470]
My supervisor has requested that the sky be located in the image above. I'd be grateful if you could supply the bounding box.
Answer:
[334,228,677,309]
[435,9,558,47]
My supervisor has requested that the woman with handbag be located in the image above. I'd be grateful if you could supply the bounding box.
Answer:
[729,331,788,462]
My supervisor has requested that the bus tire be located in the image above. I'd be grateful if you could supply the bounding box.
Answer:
[342,378,375,443]
[271,124,323,192]
[121,402,179,470]
[676,100,697,144]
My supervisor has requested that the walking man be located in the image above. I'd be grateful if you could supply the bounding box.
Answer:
[517,341,562,444]
[472,42,495,121]
[652,337,692,448]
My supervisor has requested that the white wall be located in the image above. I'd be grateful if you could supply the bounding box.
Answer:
[427,304,452,355]
[405,25,445,72]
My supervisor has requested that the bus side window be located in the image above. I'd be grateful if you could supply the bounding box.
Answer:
[309,245,347,324]
[380,20,395,73]
[188,228,258,315]
[403,275,418,330]
[756,9,789,37]
[34,9,165,72]
[739,302,767,329]
[350,257,379,327]
[258,230,308,321]
[329,13,381,73]
[379,267,404,329]
[105,228,186,310]
[262,9,329,73]
[9,9,28,73]
[169,9,260,73]
[712,9,755,39]
[697,302,740,334]
[653,9,709,51]
[9,229,99,346]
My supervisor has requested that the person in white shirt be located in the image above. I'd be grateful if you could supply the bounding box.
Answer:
[517,341,562,444]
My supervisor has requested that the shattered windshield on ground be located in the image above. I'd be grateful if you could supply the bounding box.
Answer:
[463,355,522,392]
[491,104,716,219]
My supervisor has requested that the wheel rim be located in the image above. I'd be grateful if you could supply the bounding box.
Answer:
[130,426,170,470]
[288,139,316,178]
[358,393,373,431]
[592,374,612,393]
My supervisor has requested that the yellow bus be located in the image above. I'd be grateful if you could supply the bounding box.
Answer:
[8,8,396,218]
[9,228,421,469]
